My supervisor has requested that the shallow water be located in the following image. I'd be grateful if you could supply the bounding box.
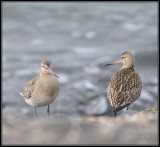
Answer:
[2,2,158,116]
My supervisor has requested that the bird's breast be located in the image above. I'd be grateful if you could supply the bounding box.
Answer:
[42,76,60,97]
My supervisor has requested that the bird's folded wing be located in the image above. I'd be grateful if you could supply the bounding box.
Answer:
[20,76,39,99]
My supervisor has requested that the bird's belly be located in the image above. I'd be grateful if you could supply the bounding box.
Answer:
[25,93,56,107]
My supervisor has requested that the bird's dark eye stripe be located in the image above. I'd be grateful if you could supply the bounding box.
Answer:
[42,65,48,69]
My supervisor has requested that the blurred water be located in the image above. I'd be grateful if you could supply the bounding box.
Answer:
[2,2,158,116]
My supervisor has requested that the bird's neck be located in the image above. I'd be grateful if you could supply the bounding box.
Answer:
[121,64,135,71]
[40,72,52,77]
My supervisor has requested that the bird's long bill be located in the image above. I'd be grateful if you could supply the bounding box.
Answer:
[105,60,121,66]
[54,73,59,78]
[48,68,59,78]
[48,68,54,74]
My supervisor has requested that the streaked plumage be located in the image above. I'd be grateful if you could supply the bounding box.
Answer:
[20,60,60,115]
[105,51,142,117]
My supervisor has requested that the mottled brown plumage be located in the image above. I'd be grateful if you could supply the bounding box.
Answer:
[20,60,60,115]
[105,51,142,117]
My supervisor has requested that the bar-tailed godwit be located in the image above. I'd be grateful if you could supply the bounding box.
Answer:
[105,51,142,117]
[20,60,60,115]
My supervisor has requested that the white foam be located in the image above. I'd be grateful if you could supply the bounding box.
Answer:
[37,19,54,27]
[58,74,69,84]
[74,47,96,55]
[84,81,96,89]
[122,22,145,31]
[30,39,44,46]
[84,31,96,39]
[79,96,107,115]
[74,80,96,90]
[84,65,100,74]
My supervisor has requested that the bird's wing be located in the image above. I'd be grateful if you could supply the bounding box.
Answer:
[107,73,125,108]
[125,72,142,101]
[20,76,39,99]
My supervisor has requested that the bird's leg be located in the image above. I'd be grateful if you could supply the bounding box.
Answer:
[34,107,37,116]
[47,105,50,114]
[127,106,129,110]
[113,106,117,117]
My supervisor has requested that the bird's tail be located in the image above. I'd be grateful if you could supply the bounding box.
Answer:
[19,92,24,97]
[113,103,130,112]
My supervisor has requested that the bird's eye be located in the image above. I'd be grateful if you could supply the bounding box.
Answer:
[42,65,47,69]
[121,56,125,59]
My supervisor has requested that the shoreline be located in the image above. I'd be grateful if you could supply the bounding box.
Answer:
[2,108,158,145]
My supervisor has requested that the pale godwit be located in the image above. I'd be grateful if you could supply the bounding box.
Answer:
[20,60,60,115]
[105,51,142,117]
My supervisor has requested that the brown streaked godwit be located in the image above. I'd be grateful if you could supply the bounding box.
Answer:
[20,60,60,116]
[105,51,142,117]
